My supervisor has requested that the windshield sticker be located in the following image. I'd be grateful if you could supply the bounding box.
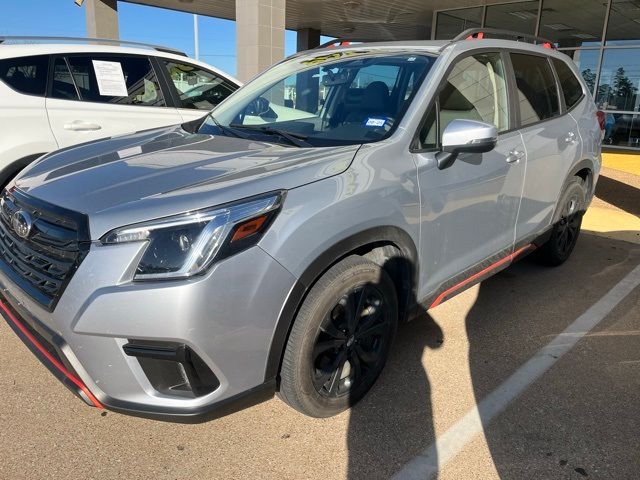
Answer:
[365,118,386,127]
[92,60,128,97]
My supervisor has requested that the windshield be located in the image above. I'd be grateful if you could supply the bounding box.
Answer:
[199,50,436,147]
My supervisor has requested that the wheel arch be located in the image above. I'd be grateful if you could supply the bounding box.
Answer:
[263,225,419,383]
[569,158,595,198]
[0,152,47,190]
[549,158,595,224]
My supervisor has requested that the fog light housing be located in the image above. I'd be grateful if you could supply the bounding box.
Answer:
[123,340,219,398]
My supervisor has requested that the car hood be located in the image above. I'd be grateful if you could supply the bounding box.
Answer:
[15,125,359,239]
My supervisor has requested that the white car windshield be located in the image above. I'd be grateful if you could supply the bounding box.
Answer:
[200,50,436,147]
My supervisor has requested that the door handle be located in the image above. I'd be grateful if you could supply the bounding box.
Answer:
[564,131,576,143]
[63,121,102,131]
[506,149,524,163]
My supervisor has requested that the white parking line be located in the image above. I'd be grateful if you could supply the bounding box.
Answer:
[393,263,640,480]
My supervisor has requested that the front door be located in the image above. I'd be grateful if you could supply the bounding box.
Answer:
[411,51,525,300]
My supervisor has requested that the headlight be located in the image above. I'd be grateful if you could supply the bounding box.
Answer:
[101,192,284,280]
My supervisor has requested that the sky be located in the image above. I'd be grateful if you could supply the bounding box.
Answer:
[0,0,302,76]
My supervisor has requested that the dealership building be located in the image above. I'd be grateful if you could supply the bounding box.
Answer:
[87,0,640,150]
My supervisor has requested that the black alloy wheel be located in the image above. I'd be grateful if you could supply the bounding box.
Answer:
[312,284,393,398]
[278,255,398,417]
[555,194,581,258]
[537,178,586,266]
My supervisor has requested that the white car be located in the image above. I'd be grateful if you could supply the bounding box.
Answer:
[0,37,241,187]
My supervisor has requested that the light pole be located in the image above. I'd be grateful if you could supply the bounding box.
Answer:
[193,14,199,61]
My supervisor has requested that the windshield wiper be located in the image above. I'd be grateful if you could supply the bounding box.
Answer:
[207,114,251,140]
[229,123,311,148]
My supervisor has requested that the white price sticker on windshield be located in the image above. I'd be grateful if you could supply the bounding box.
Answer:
[365,117,386,127]
[92,60,128,97]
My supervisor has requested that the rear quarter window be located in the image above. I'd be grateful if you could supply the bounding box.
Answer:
[0,55,49,96]
[552,58,584,109]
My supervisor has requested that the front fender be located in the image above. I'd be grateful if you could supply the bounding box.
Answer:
[258,156,421,381]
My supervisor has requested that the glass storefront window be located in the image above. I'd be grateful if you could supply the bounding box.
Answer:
[603,113,640,148]
[484,1,538,35]
[435,7,483,40]
[539,0,606,47]
[596,49,640,111]
[606,0,640,45]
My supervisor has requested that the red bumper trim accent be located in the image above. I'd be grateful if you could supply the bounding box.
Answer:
[429,244,535,309]
[0,300,103,408]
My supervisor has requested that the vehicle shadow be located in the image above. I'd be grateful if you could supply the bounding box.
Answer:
[594,175,640,216]
[346,305,443,480]
[345,231,639,480]
[465,233,640,479]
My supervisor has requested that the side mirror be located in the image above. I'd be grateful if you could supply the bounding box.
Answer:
[436,119,498,170]
[246,96,271,117]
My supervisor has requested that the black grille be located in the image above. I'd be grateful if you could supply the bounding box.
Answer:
[0,189,90,310]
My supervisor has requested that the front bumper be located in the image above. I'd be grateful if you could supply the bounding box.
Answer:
[0,296,103,408]
[0,243,297,422]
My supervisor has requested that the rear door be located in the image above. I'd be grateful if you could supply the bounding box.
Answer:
[510,52,582,242]
[552,57,601,174]
[157,58,239,123]
[45,53,182,148]
[412,51,526,298]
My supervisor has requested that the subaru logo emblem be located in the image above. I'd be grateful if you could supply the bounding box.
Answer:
[11,210,33,239]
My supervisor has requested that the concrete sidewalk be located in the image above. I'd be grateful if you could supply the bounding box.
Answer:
[584,160,640,245]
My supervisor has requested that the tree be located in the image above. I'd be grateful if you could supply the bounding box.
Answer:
[611,67,638,111]
[582,68,596,93]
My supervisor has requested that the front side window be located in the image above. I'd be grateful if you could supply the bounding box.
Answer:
[419,52,509,149]
[65,55,165,107]
[0,55,48,96]
[201,51,436,147]
[163,61,237,110]
[510,53,560,127]
[552,58,584,110]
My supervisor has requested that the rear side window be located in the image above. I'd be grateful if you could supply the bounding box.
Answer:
[163,60,237,110]
[510,53,560,127]
[0,55,48,96]
[552,58,584,110]
[65,55,165,107]
[51,58,80,101]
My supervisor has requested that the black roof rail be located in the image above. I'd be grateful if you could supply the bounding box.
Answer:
[446,28,556,50]
[0,36,187,57]
[315,38,369,49]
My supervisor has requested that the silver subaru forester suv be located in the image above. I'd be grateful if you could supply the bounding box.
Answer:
[0,31,601,420]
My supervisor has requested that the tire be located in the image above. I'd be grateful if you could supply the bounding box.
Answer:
[537,178,587,266]
[278,255,398,418]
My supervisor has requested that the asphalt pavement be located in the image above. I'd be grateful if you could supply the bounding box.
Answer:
[0,168,638,480]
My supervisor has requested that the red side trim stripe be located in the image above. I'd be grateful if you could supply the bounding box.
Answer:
[429,244,535,309]
[0,301,103,408]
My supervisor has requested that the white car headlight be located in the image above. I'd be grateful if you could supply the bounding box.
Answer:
[101,192,284,280]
